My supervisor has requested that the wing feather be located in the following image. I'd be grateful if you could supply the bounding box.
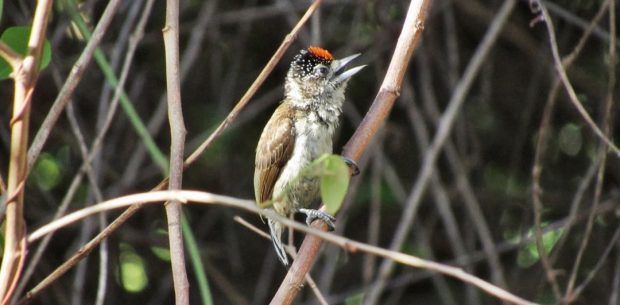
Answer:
[254,103,295,204]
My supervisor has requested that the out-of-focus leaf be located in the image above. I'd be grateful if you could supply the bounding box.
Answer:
[150,246,171,262]
[119,243,148,293]
[31,153,62,191]
[345,293,364,305]
[558,123,582,156]
[0,26,52,80]
[517,226,563,268]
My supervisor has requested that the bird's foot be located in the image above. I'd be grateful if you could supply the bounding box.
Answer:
[298,208,336,231]
[341,156,360,176]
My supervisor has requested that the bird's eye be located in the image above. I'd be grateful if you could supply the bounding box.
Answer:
[315,66,329,76]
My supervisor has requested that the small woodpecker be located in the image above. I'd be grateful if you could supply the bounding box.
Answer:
[254,47,365,266]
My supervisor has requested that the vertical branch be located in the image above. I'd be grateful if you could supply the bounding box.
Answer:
[163,0,189,304]
[564,0,616,300]
[0,0,53,303]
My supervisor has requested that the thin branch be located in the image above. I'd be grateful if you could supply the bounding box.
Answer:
[415,48,506,288]
[363,1,516,304]
[0,41,22,73]
[564,0,616,301]
[529,0,612,298]
[183,0,324,168]
[27,0,123,171]
[25,190,539,305]
[163,0,190,302]
[572,225,620,298]
[535,2,620,157]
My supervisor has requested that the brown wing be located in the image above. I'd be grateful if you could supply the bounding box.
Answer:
[254,103,295,204]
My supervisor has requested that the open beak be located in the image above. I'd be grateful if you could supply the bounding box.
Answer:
[332,53,365,84]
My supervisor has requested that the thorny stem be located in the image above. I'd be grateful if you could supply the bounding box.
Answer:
[0,0,53,303]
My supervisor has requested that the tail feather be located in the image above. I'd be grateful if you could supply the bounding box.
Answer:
[268,219,289,266]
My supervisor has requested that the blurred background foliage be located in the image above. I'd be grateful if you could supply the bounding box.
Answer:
[0,0,619,304]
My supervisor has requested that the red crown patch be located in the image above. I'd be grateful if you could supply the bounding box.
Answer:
[307,46,333,61]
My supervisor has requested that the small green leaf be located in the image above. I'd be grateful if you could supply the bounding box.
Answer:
[119,243,148,293]
[558,123,582,156]
[150,246,171,262]
[517,226,563,268]
[345,293,364,305]
[320,155,350,215]
[31,152,62,191]
[0,0,4,24]
[0,26,52,80]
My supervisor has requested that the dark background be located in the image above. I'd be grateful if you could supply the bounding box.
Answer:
[1,0,619,304]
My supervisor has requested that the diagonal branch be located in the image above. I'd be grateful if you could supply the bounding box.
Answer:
[269,1,430,304]
[0,41,22,73]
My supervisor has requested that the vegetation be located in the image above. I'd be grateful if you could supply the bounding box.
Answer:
[0,0,618,304]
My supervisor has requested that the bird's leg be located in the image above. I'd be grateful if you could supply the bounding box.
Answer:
[298,208,336,231]
[341,156,360,176]
[268,218,289,266]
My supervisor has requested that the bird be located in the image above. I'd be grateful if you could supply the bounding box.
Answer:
[254,46,364,266]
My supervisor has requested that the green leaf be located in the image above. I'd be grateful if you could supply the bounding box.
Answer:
[345,293,364,305]
[517,226,563,268]
[558,123,582,156]
[319,155,350,215]
[182,211,214,305]
[0,26,52,80]
[119,243,148,293]
[31,152,62,191]
[0,0,4,24]
[150,246,171,262]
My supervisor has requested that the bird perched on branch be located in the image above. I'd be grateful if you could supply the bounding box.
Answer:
[254,47,364,266]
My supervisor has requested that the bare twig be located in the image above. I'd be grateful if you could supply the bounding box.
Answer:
[25,190,539,305]
[0,42,22,72]
[415,48,506,289]
[564,0,616,301]
[183,0,324,168]
[529,0,612,298]
[364,1,516,304]
[163,0,190,303]
[26,0,123,171]
[534,1,620,157]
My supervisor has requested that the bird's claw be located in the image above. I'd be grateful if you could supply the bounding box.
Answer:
[341,156,360,176]
[298,208,336,231]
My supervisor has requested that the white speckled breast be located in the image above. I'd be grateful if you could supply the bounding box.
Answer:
[272,108,336,215]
